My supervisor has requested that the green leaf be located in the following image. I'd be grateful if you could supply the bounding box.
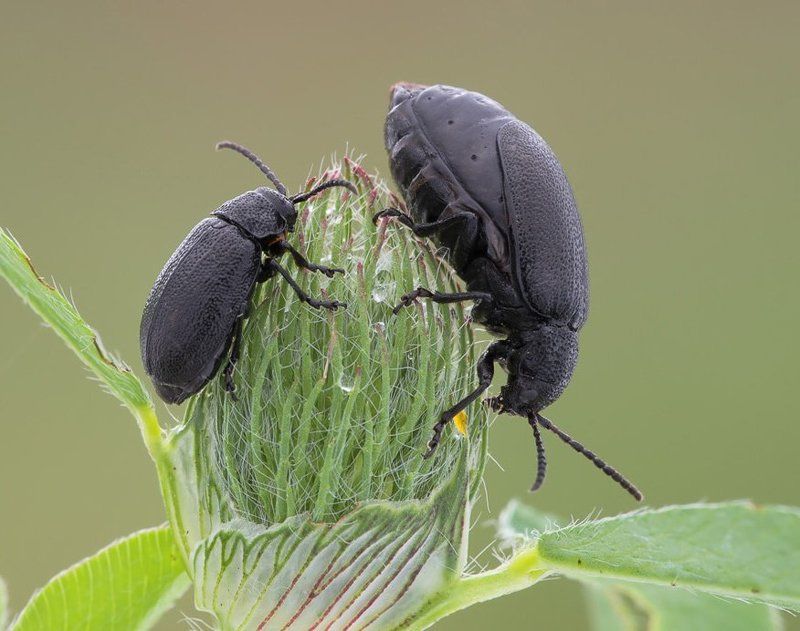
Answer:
[0,229,151,412]
[0,225,189,604]
[11,527,190,631]
[0,229,165,463]
[584,583,638,631]
[497,499,561,546]
[587,583,781,631]
[500,501,789,629]
[537,502,800,611]
[1,575,9,630]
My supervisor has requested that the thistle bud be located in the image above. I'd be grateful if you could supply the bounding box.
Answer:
[165,157,487,629]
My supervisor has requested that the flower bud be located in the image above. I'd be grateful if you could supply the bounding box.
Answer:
[166,157,487,628]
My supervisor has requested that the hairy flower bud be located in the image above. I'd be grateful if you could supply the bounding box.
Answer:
[165,157,487,629]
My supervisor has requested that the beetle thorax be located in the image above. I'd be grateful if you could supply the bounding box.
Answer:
[499,325,579,415]
[213,187,297,242]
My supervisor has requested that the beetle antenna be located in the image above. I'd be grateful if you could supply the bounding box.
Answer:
[535,413,643,501]
[291,179,358,204]
[216,141,288,197]
[528,414,547,492]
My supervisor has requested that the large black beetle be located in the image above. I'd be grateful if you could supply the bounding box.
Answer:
[140,141,355,404]
[376,84,642,500]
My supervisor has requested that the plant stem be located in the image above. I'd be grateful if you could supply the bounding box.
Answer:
[134,403,164,460]
[134,403,193,565]
[406,547,549,629]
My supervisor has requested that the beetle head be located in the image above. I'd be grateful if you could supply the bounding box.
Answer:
[213,187,295,243]
[495,325,579,415]
[260,186,298,232]
[215,141,356,243]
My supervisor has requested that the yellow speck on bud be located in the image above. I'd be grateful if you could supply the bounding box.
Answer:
[453,410,468,435]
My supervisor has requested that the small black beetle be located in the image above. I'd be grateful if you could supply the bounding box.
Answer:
[375,84,642,500]
[140,141,356,404]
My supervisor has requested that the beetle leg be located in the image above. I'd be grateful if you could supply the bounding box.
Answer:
[372,207,470,239]
[484,395,506,413]
[423,341,511,458]
[265,259,346,311]
[223,317,244,400]
[392,287,493,315]
[256,262,278,283]
[279,242,344,278]
[372,207,414,227]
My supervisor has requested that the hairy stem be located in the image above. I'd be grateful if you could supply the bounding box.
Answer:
[407,547,548,629]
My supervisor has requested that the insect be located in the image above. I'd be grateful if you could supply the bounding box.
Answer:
[375,83,642,500]
[140,141,356,405]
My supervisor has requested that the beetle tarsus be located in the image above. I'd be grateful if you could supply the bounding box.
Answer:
[268,259,346,312]
[375,206,476,241]
[423,415,450,458]
[392,286,493,314]
[421,342,508,456]
[310,264,344,278]
[372,207,412,227]
[392,287,432,314]
[307,297,346,311]
[281,242,344,278]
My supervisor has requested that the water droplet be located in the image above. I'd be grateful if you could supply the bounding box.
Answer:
[338,373,354,393]
[371,287,391,303]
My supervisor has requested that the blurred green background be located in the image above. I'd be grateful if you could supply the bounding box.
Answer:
[1,1,798,628]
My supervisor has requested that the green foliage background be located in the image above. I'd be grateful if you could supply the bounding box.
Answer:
[1,1,798,628]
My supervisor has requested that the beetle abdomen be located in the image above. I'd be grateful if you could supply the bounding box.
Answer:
[498,120,588,329]
[140,217,260,403]
[385,84,513,269]
[386,83,588,329]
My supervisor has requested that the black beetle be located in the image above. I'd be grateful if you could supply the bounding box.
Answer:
[375,83,642,501]
[140,141,356,405]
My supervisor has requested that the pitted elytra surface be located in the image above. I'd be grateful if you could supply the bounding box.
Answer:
[141,217,260,402]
